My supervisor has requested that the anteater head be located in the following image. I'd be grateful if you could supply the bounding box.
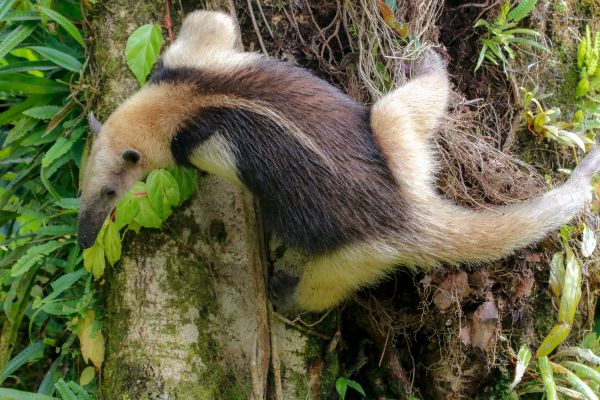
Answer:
[78,87,180,248]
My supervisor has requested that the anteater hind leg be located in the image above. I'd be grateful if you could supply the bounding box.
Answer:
[370,50,449,198]
[270,241,404,312]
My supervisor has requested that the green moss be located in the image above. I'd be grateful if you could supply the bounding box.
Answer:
[475,367,517,400]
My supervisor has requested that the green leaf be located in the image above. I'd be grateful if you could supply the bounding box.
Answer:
[56,197,80,210]
[1,11,41,21]
[0,60,57,74]
[125,24,163,85]
[510,344,532,389]
[135,195,163,228]
[102,221,121,266]
[537,323,571,357]
[0,0,18,21]
[558,250,582,324]
[0,388,58,400]
[37,6,84,46]
[23,105,61,120]
[54,379,77,400]
[147,169,180,219]
[42,137,74,168]
[79,366,95,386]
[578,37,587,69]
[41,269,86,304]
[507,0,538,22]
[335,378,365,400]
[114,194,139,230]
[5,117,38,144]
[538,356,558,400]
[11,240,62,277]
[562,361,600,385]
[168,166,197,204]
[0,73,68,94]
[83,243,105,280]
[0,23,36,60]
[581,224,597,257]
[551,362,599,400]
[29,46,82,73]
[0,341,45,384]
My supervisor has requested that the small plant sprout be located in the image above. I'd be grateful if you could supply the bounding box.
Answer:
[474,0,546,74]
[575,25,600,99]
[520,87,595,151]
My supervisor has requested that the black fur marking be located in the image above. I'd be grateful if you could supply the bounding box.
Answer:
[155,57,409,254]
[268,270,300,312]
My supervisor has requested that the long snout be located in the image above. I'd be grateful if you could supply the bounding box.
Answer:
[77,206,109,249]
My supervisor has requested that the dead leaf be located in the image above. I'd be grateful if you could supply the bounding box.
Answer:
[470,294,499,350]
[433,271,470,310]
[76,310,105,369]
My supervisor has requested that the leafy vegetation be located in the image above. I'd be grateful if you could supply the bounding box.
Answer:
[520,87,596,151]
[474,0,545,74]
[0,1,195,398]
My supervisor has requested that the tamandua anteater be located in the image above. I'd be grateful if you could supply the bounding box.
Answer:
[78,10,600,312]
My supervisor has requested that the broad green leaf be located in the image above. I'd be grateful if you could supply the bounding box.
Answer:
[135,195,163,228]
[0,388,58,400]
[67,381,92,400]
[125,24,163,85]
[538,356,558,400]
[581,224,597,257]
[102,221,121,266]
[558,250,581,324]
[335,378,365,399]
[0,0,18,21]
[37,6,84,46]
[510,344,532,389]
[83,243,105,280]
[537,323,571,357]
[0,341,45,384]
[29,46,82,73]
[0,73,67,94]
[42,137,74,168]
[147,169,180,219]
[23,105,61,120]
[79,366,95,386]
[0,23,36,60]
[168,166,197,204]
[115,194,139,230]
[507,0,538,22]
[11,240,62,277]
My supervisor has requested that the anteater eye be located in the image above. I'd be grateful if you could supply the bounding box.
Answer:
[104,189,117,197]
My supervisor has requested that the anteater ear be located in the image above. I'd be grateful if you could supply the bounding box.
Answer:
[88,112,103,135]
[122,148,142,164]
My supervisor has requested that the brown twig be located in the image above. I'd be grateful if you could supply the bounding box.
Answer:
[164,0,174,45]
[246,0,268,54]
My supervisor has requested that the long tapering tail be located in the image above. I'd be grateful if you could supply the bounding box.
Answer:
[403,148,600,268]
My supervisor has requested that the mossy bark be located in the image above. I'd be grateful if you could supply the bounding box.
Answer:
[91,1,332,399]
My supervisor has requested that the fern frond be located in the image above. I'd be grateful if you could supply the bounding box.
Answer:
[507,0,538,22]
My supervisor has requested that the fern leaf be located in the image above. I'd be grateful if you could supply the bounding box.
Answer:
[11,240,62,277]
[508,0,538,22]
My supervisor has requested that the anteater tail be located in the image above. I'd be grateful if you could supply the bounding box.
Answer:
[400,148,600,268]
